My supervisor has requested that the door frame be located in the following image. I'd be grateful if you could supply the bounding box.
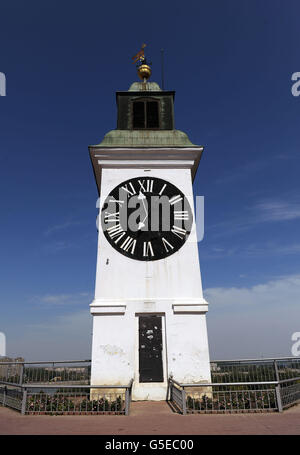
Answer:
[135,312,168,387]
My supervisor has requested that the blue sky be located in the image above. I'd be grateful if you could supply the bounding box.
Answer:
[0,0,299,360]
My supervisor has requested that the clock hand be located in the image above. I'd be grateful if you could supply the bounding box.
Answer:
[137,191,146,200]
[138,191,148,229]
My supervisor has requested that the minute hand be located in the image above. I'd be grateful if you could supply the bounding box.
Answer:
[138,192,148,229]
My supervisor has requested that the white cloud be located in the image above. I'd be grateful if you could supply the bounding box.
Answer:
[242,243,300,257]
[214,153,299,185]
[202,242,300,260]
[204,273,300,308]
[41,240,74,254]
[6,276,300,362]
[33,292,92,306]
[205,274,300,359]
[43,221,82,237]
[209,197,300,239]
[214,160,267,185]
[254,200,300,222]
[275,244,300,254]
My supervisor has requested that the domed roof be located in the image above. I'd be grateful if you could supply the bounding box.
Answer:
[128,81,162,92]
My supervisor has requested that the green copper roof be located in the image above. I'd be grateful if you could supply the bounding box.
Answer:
[92,129,196,147]
[90,80,198,148]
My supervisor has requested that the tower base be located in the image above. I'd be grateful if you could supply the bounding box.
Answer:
[90,298,211,400]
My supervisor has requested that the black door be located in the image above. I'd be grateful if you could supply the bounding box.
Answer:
[139,315,164,383]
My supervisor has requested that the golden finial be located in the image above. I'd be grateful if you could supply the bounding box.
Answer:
[132,44,152,81]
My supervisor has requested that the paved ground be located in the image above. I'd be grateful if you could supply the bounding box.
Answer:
[0,402,300,435]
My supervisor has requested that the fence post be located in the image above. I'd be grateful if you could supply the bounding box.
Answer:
[169,381,173,403]
[125,388,130,416]
[182,388,187,415]
[166,378,170,401]
[19,363,24,386]
[273,360,283,412]
[274,360,280,381]
[275,385,283,412]
[3,386,6,407]
[21,388,27,415]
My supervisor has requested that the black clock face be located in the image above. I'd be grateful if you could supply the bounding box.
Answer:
[101,176,193,261]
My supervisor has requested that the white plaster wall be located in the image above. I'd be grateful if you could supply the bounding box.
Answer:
[166,312,211,383]
[90,313,135,385]
[94,168,203,303]
[90,301,211,399]
[90,166,211,399]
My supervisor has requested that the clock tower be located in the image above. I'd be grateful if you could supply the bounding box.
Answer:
[89,51,211,400]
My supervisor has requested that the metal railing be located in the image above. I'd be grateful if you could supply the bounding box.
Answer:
[0,360,91,386]
[210,357,300,383]
[168,378,281,414]
[2,356,298,386]
[0,359,133,416]
[168,374,300,415]
[0,381,133,416]
[279,378,300,409]
[0,386,23,412]
[1,357,299,415]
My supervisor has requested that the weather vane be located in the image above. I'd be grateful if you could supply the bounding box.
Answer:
[132,44,152,81]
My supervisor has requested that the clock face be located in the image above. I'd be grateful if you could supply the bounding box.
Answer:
[101,176,193,261]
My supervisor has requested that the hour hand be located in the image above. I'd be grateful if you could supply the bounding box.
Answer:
[138,191,146,200]
[137,191,148,230]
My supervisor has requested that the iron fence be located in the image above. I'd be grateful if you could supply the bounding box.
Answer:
[0,360,91,385]
[276,358,300,380]
[210,357,300,383]
[279,378,300,409]
[168,378,187,414]
[0,371,133,416]
[169,374,300,415]
[0,386,23,412]
[186,386,278,414]
[1,357,299,416]
[24,384,132,415]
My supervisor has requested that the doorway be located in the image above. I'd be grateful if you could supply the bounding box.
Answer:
[138,315,164,383]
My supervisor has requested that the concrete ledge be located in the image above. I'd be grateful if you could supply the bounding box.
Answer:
[90,304,126,315]
[172,303,208,314]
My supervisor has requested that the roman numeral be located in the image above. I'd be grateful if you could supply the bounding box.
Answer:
[171,225,187,239]
[104,211,120,223]
[106,224,125,243]
[120,236,137,254]
[121,182,136,196]
[169,195,183,206]
[143,241,154,257]
[138,179,154,193]
[174,211,189,220]
[108,197,124,206]
[162,237,174,253]
[159,183,167,196]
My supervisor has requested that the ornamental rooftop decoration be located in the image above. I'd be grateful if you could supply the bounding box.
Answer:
[89,44,198,149]
[132,43,152,82]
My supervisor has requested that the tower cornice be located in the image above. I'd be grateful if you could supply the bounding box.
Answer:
[89,146,203,194]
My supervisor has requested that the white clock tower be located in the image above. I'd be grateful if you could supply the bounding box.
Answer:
[89,53,211,400]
